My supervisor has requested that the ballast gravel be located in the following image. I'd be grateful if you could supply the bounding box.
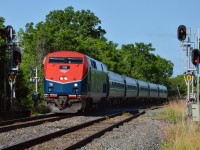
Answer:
[0,116,102,149]
[0,107,167,150]
[80,108,166,150]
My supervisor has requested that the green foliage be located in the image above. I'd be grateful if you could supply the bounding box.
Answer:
[0,17,5,111]
[116,43,173,84]
[161,142,170,150]
[160,108,182,124]
[15,70,32,109]
[167,75,187,96]
[31,104,47,115]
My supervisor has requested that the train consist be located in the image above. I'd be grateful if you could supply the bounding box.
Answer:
[43,51,168,113]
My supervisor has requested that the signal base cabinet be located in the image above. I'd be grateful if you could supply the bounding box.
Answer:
[192,104,200,121]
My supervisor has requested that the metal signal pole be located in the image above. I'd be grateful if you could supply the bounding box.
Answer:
[187,29,191,107]
[197,28,200,106]
[3,44,7,111]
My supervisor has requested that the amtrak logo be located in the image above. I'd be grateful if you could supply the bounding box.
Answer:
[59,66,70,73]
[60,69,69,73]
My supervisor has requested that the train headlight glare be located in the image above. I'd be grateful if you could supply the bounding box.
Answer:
[64,77,68,80]
[59,77,63,80]
[74,83,78,87]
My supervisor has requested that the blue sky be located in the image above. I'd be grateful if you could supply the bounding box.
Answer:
[1,0,200,77]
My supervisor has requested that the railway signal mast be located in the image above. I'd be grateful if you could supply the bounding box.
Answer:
[0,25,21,111]
[177,25,200,121]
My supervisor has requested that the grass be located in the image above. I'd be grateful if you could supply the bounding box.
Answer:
[160,101,200,150]
[160,101,185,124]
[31,105,47,116]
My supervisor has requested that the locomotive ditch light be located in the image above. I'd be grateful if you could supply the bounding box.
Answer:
[74,83,78,87]
[48,87,54,92]
[49,82,53,86]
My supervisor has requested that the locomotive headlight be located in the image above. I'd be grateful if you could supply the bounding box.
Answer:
[59,76,67,81]
[74,83,78,87]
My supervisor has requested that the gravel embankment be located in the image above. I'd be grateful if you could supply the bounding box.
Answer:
[80,108,167,150]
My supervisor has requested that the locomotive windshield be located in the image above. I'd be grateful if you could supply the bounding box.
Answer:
[49,57,83,64]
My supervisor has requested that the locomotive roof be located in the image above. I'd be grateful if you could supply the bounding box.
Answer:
[47,50,85,57]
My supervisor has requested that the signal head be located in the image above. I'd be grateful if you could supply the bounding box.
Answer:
[177,25,186,41]
[192,49,200,66]
[13,50,21,67]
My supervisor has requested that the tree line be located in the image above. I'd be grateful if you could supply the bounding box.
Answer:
[0,6,179,110]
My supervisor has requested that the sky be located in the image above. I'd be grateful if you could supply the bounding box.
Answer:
[1,0,200,77]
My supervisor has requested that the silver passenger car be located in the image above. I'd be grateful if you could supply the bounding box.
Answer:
[158,85,168,99]
[148,83,159,99]
[125,77,138,100]
[107,71,125,100]
[137,80,149,99]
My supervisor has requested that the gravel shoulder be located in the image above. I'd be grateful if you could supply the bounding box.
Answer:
[80,107,167,150]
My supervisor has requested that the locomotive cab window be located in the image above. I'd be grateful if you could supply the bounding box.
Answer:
[49,57,65,63]
[90,60,97,69]
[49,57,83,64]
[66,58,82,64]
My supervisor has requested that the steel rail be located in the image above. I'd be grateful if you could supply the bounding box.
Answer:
[1,112,124,150]
[65,111,145,150]
[0,113,74,133]
[0,113,57,126]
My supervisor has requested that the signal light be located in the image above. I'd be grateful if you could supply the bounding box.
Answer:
[192,49,200,66]
[13,50,21,67]
[0,25,15,41]
[4,25,13,41]
[177,25,186,41]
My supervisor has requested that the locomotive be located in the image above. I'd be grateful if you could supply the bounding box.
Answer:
[43,51,168,113]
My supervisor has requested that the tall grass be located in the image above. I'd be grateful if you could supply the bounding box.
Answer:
[160,101,185,124]
[160,101,200,150]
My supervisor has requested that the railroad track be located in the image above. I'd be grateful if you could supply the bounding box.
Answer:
[1,111,145,150]
[0,113,74,133]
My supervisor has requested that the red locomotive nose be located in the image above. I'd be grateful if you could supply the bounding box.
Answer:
[44,51,88,83]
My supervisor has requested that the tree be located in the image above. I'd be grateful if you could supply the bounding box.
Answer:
[18,6,109,108]
[0,17,5,111]
[119,43,173,84]
[167,75,187,97]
